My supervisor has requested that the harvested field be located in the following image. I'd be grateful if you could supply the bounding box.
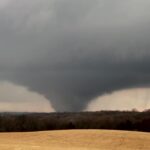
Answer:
[0,130,149,150]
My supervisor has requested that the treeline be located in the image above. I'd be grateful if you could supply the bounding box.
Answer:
[0,111,149,132]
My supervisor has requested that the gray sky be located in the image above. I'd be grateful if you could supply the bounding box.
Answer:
[0,0,150,111]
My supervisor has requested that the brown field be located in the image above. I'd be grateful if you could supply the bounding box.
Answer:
[0,130,149,150]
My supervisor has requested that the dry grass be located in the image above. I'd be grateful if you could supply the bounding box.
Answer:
[0,130,149,150]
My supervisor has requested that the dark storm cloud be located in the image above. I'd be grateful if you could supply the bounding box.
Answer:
[0,0,150,111]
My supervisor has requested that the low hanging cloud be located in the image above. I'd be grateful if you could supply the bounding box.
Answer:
[0,0,150,111]
[0,81,55,112]
[85,88,150,112]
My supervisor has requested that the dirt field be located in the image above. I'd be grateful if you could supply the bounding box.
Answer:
[0,130,149,150]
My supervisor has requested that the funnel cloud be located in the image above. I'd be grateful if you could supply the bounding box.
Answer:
[0,0,150,111]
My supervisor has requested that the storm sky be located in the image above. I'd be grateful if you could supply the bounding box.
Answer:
[0,0,150,112]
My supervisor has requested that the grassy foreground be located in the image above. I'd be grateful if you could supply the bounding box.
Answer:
[0,130,149,150]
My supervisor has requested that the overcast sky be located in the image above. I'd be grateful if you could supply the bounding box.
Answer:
[0,0,150,112]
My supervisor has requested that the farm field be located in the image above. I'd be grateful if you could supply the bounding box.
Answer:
[0,130,149,150]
